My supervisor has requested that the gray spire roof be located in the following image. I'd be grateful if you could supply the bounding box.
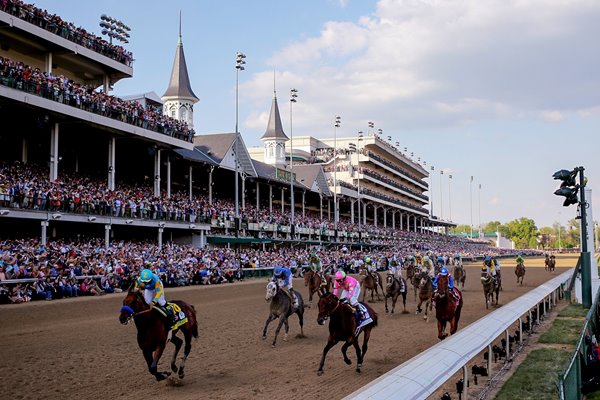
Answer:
[162,24,199,102]
[261,92,288,140]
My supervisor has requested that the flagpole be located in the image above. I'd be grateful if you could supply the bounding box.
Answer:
[470,176,473,238]
[478,183,482,238]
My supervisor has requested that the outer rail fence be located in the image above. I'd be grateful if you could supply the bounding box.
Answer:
[559,286,600,400]
[343,269,573,400]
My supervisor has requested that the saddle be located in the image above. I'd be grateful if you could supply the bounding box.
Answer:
[153,302,188,330]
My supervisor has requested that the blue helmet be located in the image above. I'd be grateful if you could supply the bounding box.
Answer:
[274,266,284,276]
[139,269,153,282]
[440,267,449,275]
[484,256,492,262]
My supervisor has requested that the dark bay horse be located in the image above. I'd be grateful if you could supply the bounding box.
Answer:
[316,292,378,376]
[481,272,499,309]
[405,260,416,285]
[434,274,463,340]
[546,255,556,272]
[515,261,525,285]
[384,273,408,314]
[359,269,384,302]
[304,269,331,305]
[453,264,466,290]
[119,288,198,381]
[416,272,433,321]
[262,281,305,347]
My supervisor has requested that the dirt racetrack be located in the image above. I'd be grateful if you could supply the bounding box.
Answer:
[0,256,576,400]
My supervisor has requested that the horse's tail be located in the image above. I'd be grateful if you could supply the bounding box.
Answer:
[190,304,199,339]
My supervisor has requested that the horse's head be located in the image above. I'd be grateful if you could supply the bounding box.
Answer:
[358,268,367,277]
[386,273,395,289]
[265,281,278,301]
[437,274,449,297]
[316,292,339,325]
[419,273,430,288]
[119,287,147,325]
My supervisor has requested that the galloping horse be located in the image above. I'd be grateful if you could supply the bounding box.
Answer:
[452,264,466,290]
[546,255,556,272]
[304,269,331,305]
[481,272,499,309]
[515,261,525,285]
[434,274,463,340]
[119,287,198,381]
[262,281,305,347]
[384,273,408,314]
[359,268,384,302]
[410,268,421,301]
[405,260,416,285]
[316,292,378,376]
[415,272,433,321]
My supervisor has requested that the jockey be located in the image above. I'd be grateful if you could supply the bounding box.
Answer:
[516,254,525,268]
[135,269,173,325]
[273,266,298,308]
[364,256,380,285]
[422,256,435,278]
[333,270,362,319]
[432,267,457,300]
[453,253,462,266]
[436,254,445,268]
[482,256,498,277]
[309,253,327,286]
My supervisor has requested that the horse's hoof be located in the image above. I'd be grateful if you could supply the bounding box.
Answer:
[262,335,266,340]
[385,309,389,314]
[171,363,178,373]
[271,343,276,348]
[344,358,352,365]
[317,370,324,376]
[356,367,362,373]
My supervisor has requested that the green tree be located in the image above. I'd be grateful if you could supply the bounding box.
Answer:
[483,221,502,233]
[504,217,538,249]
[450,224,471,235]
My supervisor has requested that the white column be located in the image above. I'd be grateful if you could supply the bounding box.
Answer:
[281,188,285,214]
[21,138,28,163]
[363,203,367,225]
[189,165,193,202]
[45,52,53,74]
[400,212,403,230]
[413,215,417,232]
[374,206,378,227]
[103,74,110,95]
[200,230,205,248]
[256,181,260,210]
[107,137,116,191]
[392,211,396,229]
[154,149,161,197]
[302,191,306,217]
[158,227,164,250]
[320,195,323,220]
[49,123,59,182]
[242,176,246,210]
[166,156,171,198]
[269,185,273,214]
[383,208,387,228]
[104,224,111,249]
[208,166,213,205]
[327,199,331,220]
[350,200,355,223]
[41,221,48,246]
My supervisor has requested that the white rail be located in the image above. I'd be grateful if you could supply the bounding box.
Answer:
[344,269,573,400]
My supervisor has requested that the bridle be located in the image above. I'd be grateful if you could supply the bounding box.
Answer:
[120,294,152,324]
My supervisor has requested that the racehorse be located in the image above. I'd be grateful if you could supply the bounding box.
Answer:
[359,268,384,302]
[262,281,305,347]
[515,261,525,285]
[434,273,463,340]
[410,269,421,301]
[384,273,408,314]
[415,272,433,321]
[546,255,556,272]
[452,264,466,290]
[119,287,198,381]
[405,260,416,284]
[481,272,499,309]
[316,291,378,376]
[304,269,331,305]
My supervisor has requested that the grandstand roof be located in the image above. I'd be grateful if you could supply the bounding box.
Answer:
[293,164,332,196]
[162,30,199,102]
[172,148,217,165]
[251,159,310,191]
[193,133,257,177]
[261,92,288,141]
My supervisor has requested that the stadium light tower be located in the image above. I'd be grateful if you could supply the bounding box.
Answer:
[289,88,298,231]
[234,52,246,219]
[334,116,341,232]
[99,14,130,44]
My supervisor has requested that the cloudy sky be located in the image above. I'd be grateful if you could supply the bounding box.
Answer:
[40,0,600,229]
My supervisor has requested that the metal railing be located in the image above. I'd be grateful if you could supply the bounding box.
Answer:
[344,269,573,400]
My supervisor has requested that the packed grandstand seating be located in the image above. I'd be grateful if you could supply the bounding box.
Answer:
[0,56,194,142]
[1,0,134,66]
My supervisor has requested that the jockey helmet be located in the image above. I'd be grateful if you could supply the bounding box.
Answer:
[440,267,449,275]
[365,256,371,264]
[274,266,283,276]
[423,256,430,261]
[140,269,153,283]
[334,270,346,283]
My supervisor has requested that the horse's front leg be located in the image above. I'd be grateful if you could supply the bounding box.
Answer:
[150,344,170,381]
[384,294,389,313]
[317,337,338,376]
[402,292,407,313]
[272,316,287,347]
[262,314,275,340]
[357,328,371,372]
[391,294,398,314]
[438,320,447,340]
[283,318,290,342]
[170,335,183,373]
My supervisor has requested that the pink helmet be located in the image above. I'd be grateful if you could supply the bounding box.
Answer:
[334,271,346,281]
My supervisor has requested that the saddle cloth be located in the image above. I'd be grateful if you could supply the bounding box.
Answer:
[153,302,188,330]
[354,303,373,337]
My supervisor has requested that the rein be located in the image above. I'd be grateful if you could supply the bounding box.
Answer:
[120,304,153,320]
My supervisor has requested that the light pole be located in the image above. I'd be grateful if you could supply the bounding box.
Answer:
[478,183,482,237]
[289,88,298,231]
[448,174,453,221]
[430,166,435,218]
[439,170,444,220]
[234,52,246,219]
[357,130,363,230]
[334,116,341,231]
[99,14,130,45]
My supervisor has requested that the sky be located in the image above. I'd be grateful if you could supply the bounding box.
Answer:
[36,0,600,229]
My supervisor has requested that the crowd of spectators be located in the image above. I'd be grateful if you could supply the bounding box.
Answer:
[0,56,194,142]
[1,0,134,66]
[0,234,535,304]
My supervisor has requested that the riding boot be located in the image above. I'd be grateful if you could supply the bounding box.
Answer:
[158,305,174,328]
[290,290,299,309]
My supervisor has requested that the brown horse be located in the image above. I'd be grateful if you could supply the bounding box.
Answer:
[546,255,556,272]
[415,272,433,321]
[434,274,463,340]
[410,268,421,301]
[316,292,378,376]
[384,273,408,314]
[304,269,331,305]
[262,281,305,347]
[405,260,416,284]
[359,269,384,302]
[515,261,525,285]
[481,272,499,309]
[453,264,466,289]
[119,288,198,381]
